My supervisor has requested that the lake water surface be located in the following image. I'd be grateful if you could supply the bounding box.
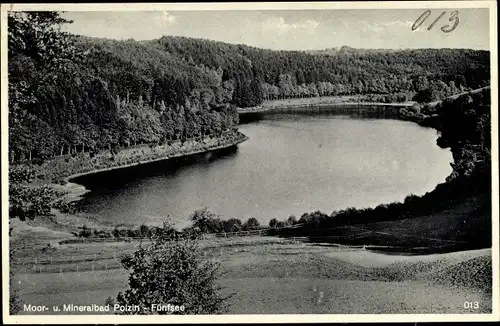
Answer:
[76,114,453,229]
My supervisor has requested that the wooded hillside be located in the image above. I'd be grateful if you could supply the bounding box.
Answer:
[8,12,490,163]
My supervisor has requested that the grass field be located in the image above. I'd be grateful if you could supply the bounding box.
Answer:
[11,230,492,315]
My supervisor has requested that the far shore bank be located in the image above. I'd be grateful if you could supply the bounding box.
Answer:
[237,96,414,115]
[35,130,248,204]
[237,87,490,125]
[237,97,423,125]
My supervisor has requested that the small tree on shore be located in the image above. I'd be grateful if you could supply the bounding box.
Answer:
[115,220,231,314]
[286,215,297,225]
[190,207,221,233]
[269,218,279,228]
[243,217,260,230]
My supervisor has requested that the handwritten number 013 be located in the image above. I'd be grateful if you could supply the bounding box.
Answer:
[412,10,459,33]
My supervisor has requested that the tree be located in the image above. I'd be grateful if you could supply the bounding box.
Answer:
[250,79,263,105]
[190,207,221,234]
[286,215,297,225]
[6,19,488,164]
[269,218,279,228]
[243,217,260,230]
[8,11,80,68]
[9,184,57,220]
[8,11,83,162]
[413,88,434,103]
[275,221,287,228]
[116,221,231,314]
[223,218,243,233]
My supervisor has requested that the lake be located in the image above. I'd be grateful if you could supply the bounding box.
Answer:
[75,114,453,229]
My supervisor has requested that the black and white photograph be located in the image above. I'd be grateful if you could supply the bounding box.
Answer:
[2,1,498,323]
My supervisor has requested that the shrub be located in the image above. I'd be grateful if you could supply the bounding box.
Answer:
[269,218,279,228]
[104,296,115,307]
[243,217,260,230]
[286,215,297,225]
[52,199,78,214]
[9,164,36,183]
[409,103,422,114]
[115,221,231,314]
[222,218,243,233]
[79,226,92,238]
[9,184,56,220]
[190,208,222,234]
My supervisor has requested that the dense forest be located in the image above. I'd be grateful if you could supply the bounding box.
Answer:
[8,12,239,163]
[8,12,490,164]
[155,36,489,104]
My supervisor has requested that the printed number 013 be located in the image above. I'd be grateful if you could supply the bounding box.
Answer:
[463,301,479,309]
[412,10,459,33]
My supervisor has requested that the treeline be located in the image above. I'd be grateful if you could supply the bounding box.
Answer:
[184,208,262,234]
[155,36,489,105]
[268,166,490,237]
[73,224,182,240]
[72,208,264,239]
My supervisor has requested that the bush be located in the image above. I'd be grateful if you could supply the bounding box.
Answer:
[243,217,260,230]
[222,218,242,233]
[275,221,287,228]
[52,199,78,214]
[104,296,115,307]
[9,164,36,184]
[9,184,56,220]
[79,226,92,238]
[127,229,138,238]
[92,229,112,238]
[409,103,422,114]
[190,208,223,234]
[115,221,231,314]
[286,215,297,225]
[269,218,279,228]
[140,224,151,237]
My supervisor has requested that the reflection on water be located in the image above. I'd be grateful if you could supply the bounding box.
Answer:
[75,114,453,229]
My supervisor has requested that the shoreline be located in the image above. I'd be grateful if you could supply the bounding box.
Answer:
[45,131,248,204]
[233,88,491,253]
[49,87,489,207]
[237,101,414,115]
[238,87,490,125]
[12,87,490,253]
[238,99,424,126]
[40,105,443,233]
[66,134,248,182]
